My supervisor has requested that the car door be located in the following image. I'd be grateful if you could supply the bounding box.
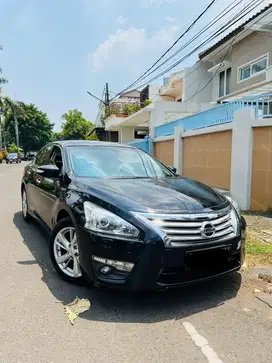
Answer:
[26,145,54,222]
[35,146,64,228]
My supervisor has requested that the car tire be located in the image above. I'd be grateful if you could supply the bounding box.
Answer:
[21,187,31,222]
[50,218,86,285]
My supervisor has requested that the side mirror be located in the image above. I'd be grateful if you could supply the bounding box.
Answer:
[37,164,60,178]
[168,165,177,173]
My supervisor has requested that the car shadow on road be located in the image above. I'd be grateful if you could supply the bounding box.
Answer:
[14,212,242,324]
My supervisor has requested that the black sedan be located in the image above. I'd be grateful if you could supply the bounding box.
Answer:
[21,141,246,290]
[6,153,21,164]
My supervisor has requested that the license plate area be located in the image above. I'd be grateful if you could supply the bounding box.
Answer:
[185,245,233,276]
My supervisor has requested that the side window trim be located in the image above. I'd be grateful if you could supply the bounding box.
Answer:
[35,145,54,166]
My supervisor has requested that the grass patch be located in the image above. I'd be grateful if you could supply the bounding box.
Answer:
[246,233,272,267]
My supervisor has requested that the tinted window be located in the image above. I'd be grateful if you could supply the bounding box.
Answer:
[35,145,53,166]
[68,146,174,179]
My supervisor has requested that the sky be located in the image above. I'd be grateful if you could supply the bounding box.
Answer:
[0,0,269,130]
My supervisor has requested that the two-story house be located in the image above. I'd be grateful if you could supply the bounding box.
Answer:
[183,4,272,104]
[99,70,212,143]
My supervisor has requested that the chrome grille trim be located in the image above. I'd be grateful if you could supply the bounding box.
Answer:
[134,208,236,246]
[152,213,230,228]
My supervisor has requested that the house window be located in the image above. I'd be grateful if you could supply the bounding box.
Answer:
[239,56,268,81]
[219,67,232,97]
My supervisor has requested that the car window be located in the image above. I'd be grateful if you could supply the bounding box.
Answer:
[50,146,63,170]
[67,146,174,179]
[35,145,54,166]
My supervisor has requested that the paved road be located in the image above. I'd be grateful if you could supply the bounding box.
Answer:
[0,162,271,363]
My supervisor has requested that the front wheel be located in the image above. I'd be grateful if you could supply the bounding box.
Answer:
[22,187,31,222]
[50,218,86,284]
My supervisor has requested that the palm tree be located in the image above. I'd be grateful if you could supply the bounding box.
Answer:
[0,45,26,149]
[0,97,27,149]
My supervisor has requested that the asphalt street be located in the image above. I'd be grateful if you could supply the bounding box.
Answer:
[0,162,271,363]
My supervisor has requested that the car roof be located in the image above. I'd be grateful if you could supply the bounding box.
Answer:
[53,140,135,149]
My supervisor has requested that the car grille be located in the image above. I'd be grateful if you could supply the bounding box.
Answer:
[135,208,236,247]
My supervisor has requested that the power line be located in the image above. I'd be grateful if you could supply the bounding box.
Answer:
[112,0,251,99]
[147,1,270,106]
[128,0,247,89]
[130,0,264,90]
[113,0,244,98]
[184,39,235,103]
[125,0,265,91]
[111,0,220,100]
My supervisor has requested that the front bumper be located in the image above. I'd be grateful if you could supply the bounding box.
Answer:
[77,225,246,291]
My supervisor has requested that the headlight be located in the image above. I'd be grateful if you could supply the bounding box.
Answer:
[230,208,239,236]
[226,196,240,216]
[83,201,140,239]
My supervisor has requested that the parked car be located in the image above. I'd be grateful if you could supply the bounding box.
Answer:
[6,153,21,164]
[21,141,246,290]
[24,152,37,161]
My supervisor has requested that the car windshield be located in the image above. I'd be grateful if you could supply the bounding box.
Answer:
[8,153,17,157]
[68,146,174,179]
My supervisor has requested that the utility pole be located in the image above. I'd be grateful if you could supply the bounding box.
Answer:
[105,83,110,106]
[86,83,112,142]
[104,83,111,142]
[15,115,19,148]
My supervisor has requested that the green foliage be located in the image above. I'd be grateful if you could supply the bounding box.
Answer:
[51,132,63,142]
[122,104,141,115]
[5,103,53,153]
[86,133,99,141]
[8,143,20,153]
[143,99,152,107]
[0,46,8,86]
[60,109,95,140]
[105,103,141,118]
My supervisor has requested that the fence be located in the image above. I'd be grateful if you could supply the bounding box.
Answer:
[128,136,153,153]
[154,93,272,138]
[153,107,272,211]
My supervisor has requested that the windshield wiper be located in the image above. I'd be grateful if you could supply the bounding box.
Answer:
[113,176,150,179]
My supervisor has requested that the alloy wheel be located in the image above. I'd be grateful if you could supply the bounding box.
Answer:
[53,227,82,278]
[22,190,28,218]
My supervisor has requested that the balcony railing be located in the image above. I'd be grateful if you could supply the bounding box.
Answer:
[155,93,272,138]
[105,102,141,118]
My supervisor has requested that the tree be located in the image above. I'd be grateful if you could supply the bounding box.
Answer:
[0,46,19,149]
[0,46,8,86]
[51,132,63,142]
[5,103,53,154]
[60,109,97,140]
[0,97,27,148]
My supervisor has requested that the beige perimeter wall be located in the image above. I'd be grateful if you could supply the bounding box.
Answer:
[154,140,174,166]
[182,130,232,190]
[251,126,272,211]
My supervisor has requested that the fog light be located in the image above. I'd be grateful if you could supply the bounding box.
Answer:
[237,240,241,250]
[100,266,111,274]
[92,256,134,272]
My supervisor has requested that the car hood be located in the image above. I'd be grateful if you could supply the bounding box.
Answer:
[73,177,229,213]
